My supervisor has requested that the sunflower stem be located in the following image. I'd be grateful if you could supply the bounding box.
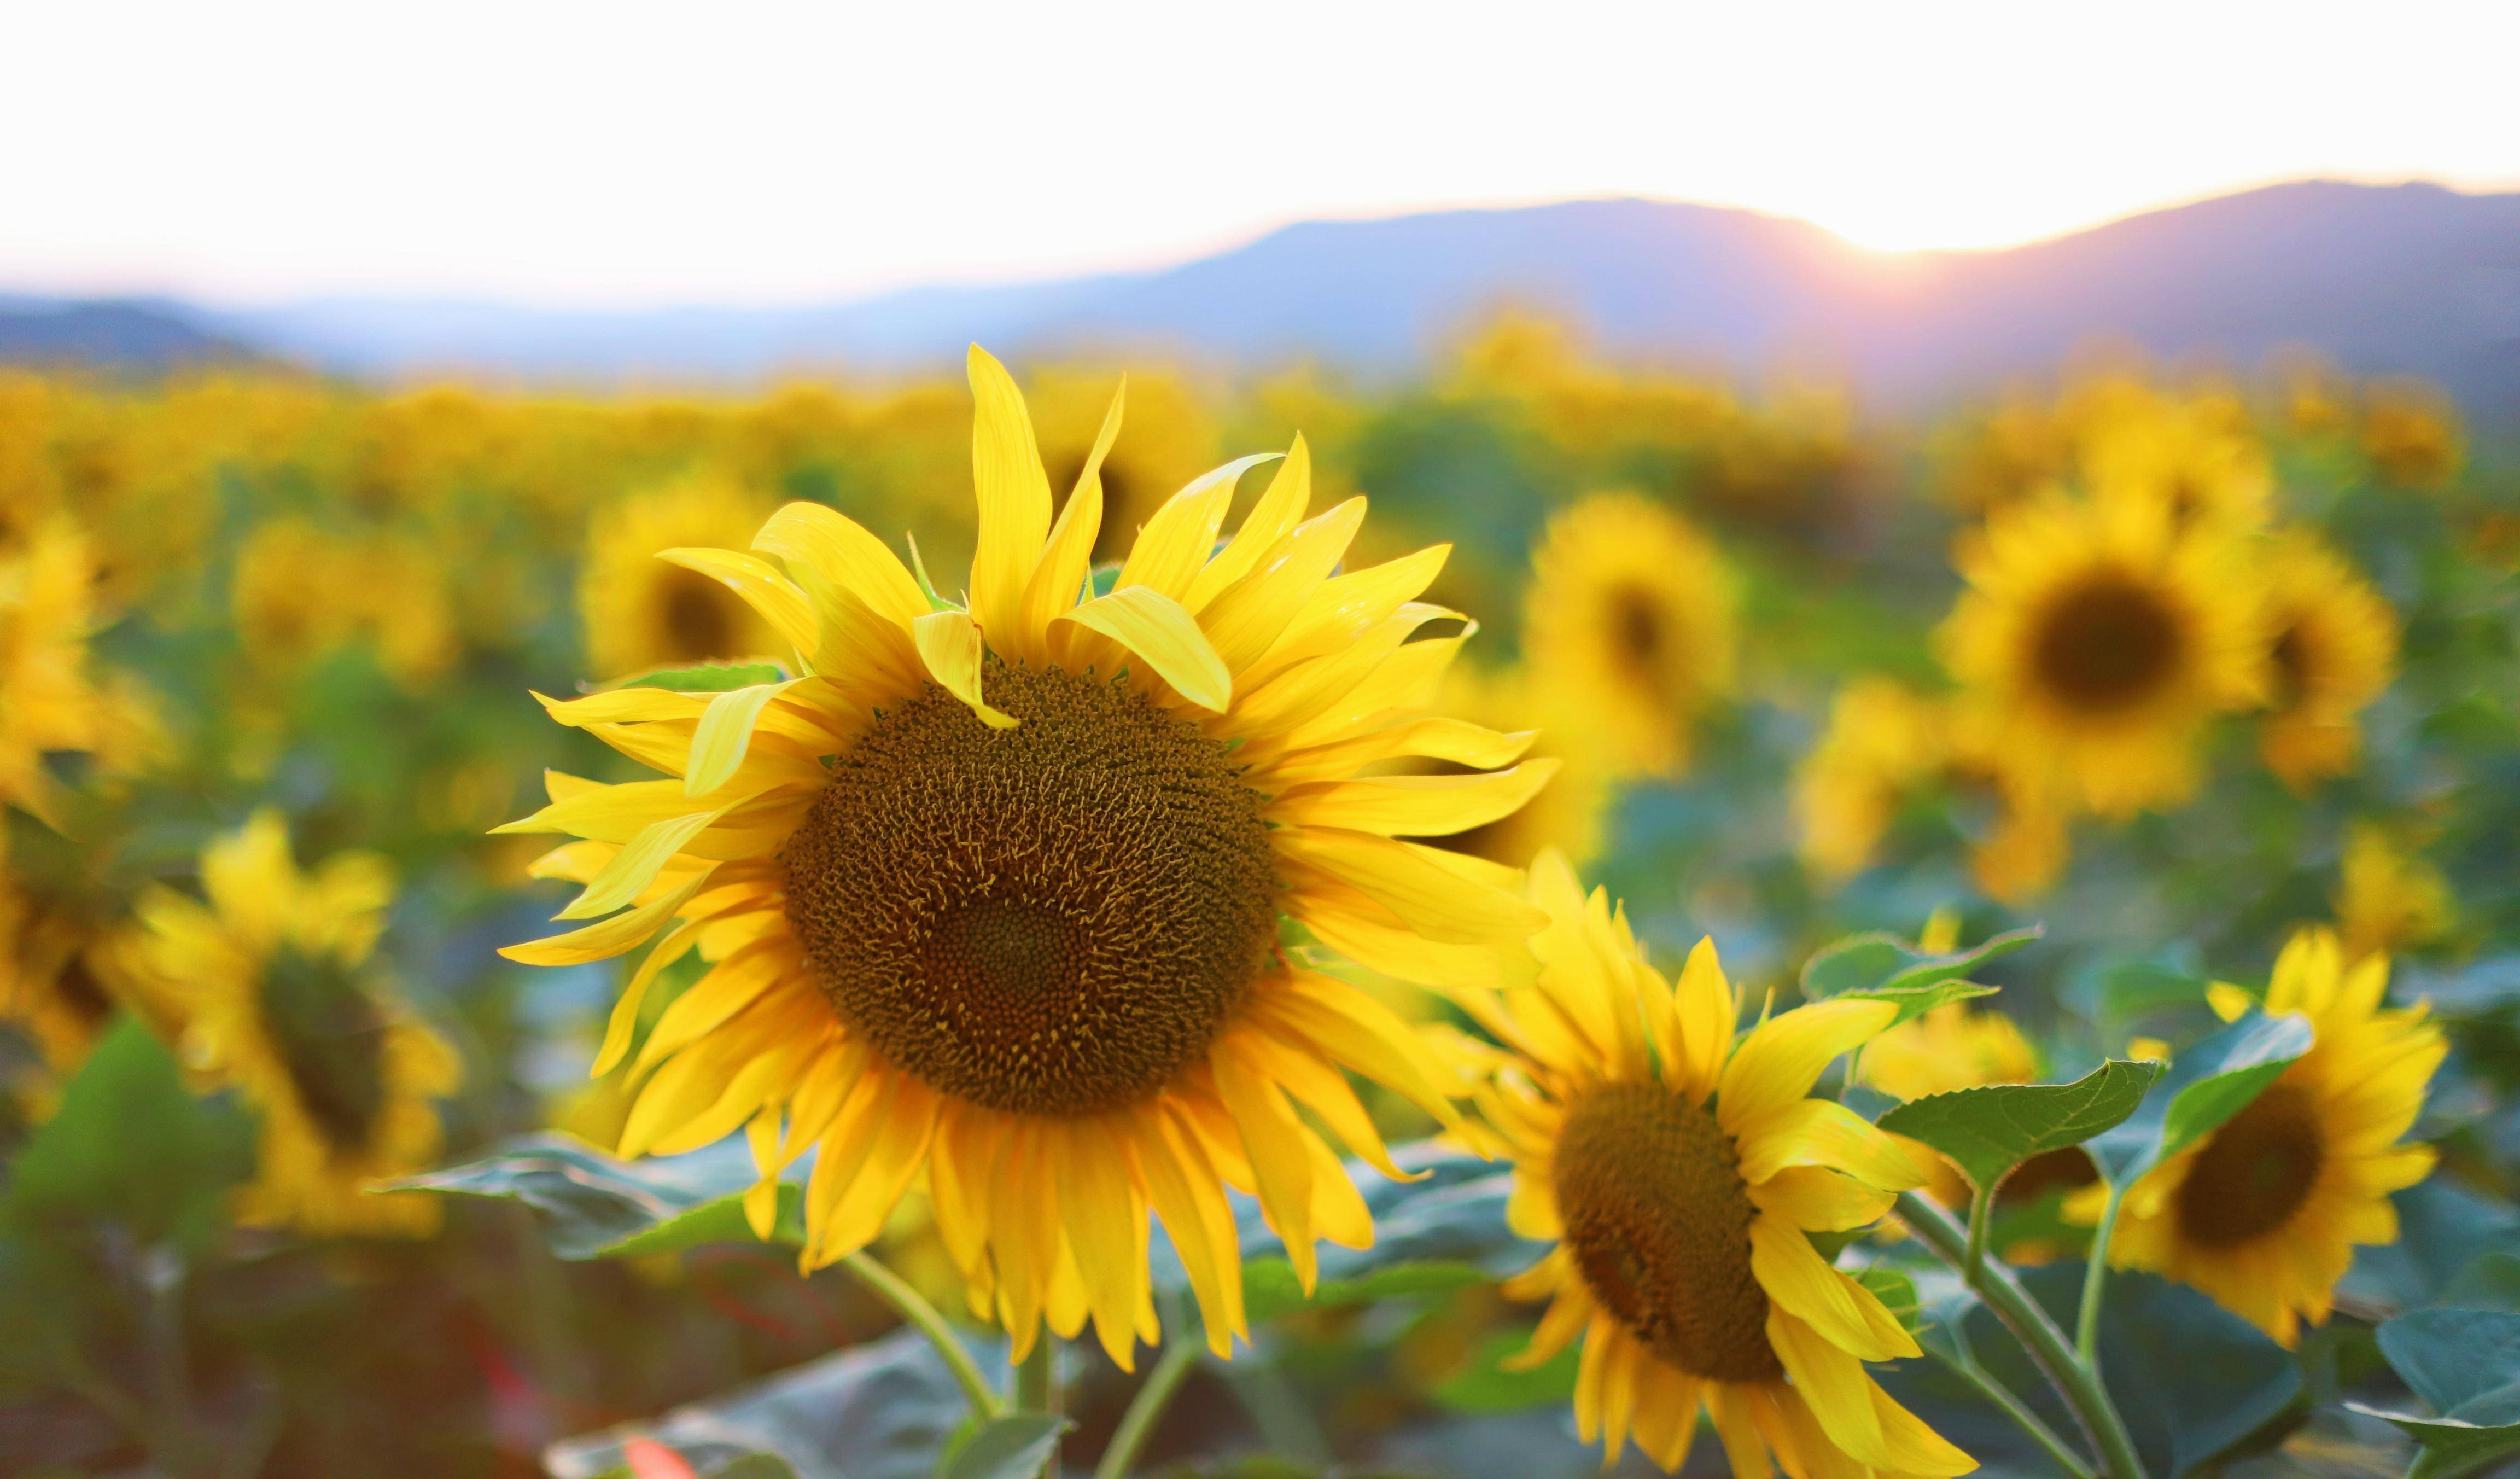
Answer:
[1093,1337,1202,1479]
[1964,1180,1996,1282]
[838,1252,1005,1420]
[1896,1191,2145,1479]
[1925,1346,2096,1479]
[1015,1336,1061,1479]
[2074,1180,2128,1366]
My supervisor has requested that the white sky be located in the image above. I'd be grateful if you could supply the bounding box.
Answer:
[6,0,2517,307]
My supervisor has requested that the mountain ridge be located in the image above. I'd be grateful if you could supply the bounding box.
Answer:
[10,180,2517,412]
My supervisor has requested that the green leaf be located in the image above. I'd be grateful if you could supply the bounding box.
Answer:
[1893,1265,2300,1478]
[396,1134,801,1260]
[1240,1258,1485,1323]
[1799,925,2039,1026]
[1429,1329,1579,1414]
[605,662,790,693]
[2348,1387,2520,1479]
[1876,1059,2164,1192]
[545,1325,999,1479]
[935,1413,1070,1479]
[5,1016,253,1250]
[1154,1144,1530,1319]
[2378,1307,2520,1417]
[710,1457,804,1479]
[2088,1010,2314,1184]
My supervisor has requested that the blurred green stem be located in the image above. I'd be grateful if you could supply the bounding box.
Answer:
[1963,1181,1996,1280]
[1897,1191,2144,1479]
[1926,1345,2095,1479]
[839,1252,1004,1419]
[1014,1337,1061,1479]
[2075,1181,2128,1366]
[1093,1338,1202,1479]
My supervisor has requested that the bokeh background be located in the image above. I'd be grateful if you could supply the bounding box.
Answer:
[5,5,2520,1476]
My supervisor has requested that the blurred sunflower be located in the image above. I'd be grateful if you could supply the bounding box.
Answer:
[580,473,778,679]
[2083,387,2272,538]
[2086,928,2443,1344]
[232,519,458,688]
[1521,492,1735,778]
[2359,382,2464,490]
[0,520,109,825]
[126,813,458,1236]
[0,869,130,1085]
[500,347,1553,1367]
[1026,366,1217,565]
[2334,823,2453,963]
[2256,529,2399,789]
[1456,854,1970,1477]
[1794,677,1945,883]
[1939,493,2266,818]
[1438,662,1608,870]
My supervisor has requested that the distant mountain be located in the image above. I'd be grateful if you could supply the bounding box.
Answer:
[19,181,2520,412]
[0,295,258,369]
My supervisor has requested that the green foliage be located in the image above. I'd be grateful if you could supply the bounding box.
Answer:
[934,1413,1071,1479]
[1799,925,2038,1024]
[395,1133,802,1260]
[2350,1308,2520,1479]
[4,1017,253,1253]
[2087,1009,2315,1184]
[1428,1330,1579,1415]
[1877,1058,2164,1192]
[607,662,791,692]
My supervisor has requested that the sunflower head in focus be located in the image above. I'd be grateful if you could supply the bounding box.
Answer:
[580,473,779,679]
[1522,491,1736,778]
[126,812,458,1236]
[1457,852,1971,1477]
[2256,529,2398,790]
[2091,928,2443,1344]
[500,348,1555,1367]
[1939,492,2266,819]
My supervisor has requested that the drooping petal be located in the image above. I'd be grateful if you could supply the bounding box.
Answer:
[1056,585,1232,712]
[912,608,1018,729]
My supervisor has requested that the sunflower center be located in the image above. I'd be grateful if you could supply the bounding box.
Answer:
[2270,622,2311,711]
[259,947,392,1156]
[1607,584,1670,686]
[2030,573,2184,714]
[656,569,738,662]
[2174,1079,2325,1248]
[782,664,1279,1116]
[1553,1081,1781,1382]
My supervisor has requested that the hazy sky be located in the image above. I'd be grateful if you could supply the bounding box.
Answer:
[8,1,2516,306]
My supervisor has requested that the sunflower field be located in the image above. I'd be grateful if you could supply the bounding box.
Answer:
[4,315,2518,1479]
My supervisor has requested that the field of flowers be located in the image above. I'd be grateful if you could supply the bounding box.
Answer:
[3,315,2516,1479]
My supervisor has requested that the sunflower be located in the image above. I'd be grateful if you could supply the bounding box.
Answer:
[125,813,458,1236]
[1938,492,2265,818]
[2256,529,2398,789]
[1025,366,1218,566]
[499,347,1554,1368]
[1521,491,1735,778]
[0,519,110,825]
[1437,662,1609,870]
[1794,677,1946,883]
[2082,386,2272,539]
[579,472,778,679]
[232,519,459,688]
[1457,853,1971,1477]
[2087,927,2443,1344]
[2334,823,2453,964]
[2358,382,2463,490]
[0,865,130,1081]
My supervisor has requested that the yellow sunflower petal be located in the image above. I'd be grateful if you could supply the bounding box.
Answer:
[1056,585,1232,712]
[1717,998,1898,1132]
[912,608,1018,729]
[965,345,1052,645]
[751,502,929,631]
